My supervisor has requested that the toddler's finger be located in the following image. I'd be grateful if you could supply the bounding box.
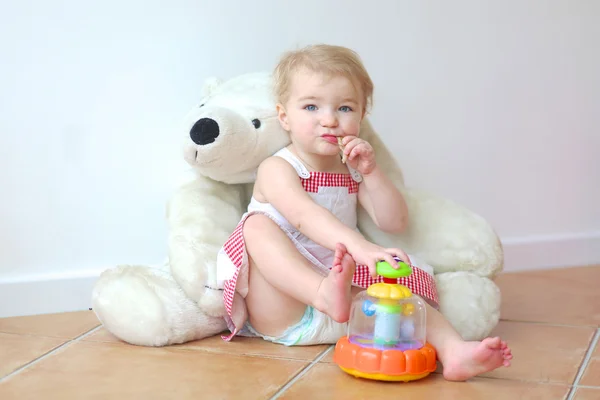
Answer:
[348,144,364,161]
[342,135,358,146]
[343,140,359,157]
[389,248,411,266]
[368,261,378,278]
[381,253,398,270]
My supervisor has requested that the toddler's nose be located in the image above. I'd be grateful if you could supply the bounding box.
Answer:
[320,112,338,127]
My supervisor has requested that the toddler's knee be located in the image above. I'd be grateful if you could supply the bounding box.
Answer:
[243,213,275,237]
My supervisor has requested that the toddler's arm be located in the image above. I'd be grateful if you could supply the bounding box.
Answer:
[340,135,408,234]
[254,156,409,273]
[358,165,408,234]
[254,156,364,251]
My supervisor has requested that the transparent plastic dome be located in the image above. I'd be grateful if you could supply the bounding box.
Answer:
[334,260,437,382]
[347,289,427,351]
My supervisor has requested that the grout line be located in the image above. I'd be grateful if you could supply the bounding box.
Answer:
[566,328,600,400]
[498,319,597,329]
[0,325,102,384]
[270,345,333,400]
[71,324,104,342]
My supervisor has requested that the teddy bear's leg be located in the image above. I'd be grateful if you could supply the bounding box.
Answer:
[434,271,501,341]
[91,264,227,346]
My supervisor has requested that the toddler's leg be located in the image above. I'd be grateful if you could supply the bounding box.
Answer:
[424,301,513,381]
[243,214,356,338]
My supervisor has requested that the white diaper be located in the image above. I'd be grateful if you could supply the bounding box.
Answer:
[239,306,348,346]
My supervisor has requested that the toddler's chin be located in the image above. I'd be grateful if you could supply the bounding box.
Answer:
[321,148,341,157]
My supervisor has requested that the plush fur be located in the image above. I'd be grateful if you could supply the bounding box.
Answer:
[92,72,503,346]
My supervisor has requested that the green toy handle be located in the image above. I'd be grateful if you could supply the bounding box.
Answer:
[376,257,412,279]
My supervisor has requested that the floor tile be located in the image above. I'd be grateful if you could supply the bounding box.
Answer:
[580,336,600,387]
[0,311,100,339]
[279,363,569,400]
[495,265,600,326]
[83,327,330,361]
[321,321,594,385]
[0,333,66,378]
[573,387,600,400]
[175,334,330,361]
[0,340,308,399]
[81,327,121,344]
[320,346,336,363]
[479,321,594,384]
[581,359,600,388]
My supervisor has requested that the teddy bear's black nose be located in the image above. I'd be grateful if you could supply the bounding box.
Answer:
[190,118,220,145]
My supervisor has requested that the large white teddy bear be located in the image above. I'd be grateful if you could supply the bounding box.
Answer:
[92,72,503,346]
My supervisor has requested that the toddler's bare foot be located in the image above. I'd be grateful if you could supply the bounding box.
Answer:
[314,243,356,323]
[442,337,513,381]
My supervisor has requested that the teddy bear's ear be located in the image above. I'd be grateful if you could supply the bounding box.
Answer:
[202,77,223,96]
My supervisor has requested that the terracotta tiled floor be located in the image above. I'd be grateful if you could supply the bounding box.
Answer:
[0,265,598,399]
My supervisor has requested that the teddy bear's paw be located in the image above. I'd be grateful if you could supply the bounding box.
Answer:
[435,271,501,341]
[198,287,227,317]
[92,265,226,346]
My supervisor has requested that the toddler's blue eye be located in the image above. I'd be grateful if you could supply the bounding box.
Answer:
[305,105,317,111]
[339,106,352,112]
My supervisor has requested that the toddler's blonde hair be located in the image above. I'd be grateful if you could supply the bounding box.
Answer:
[273,44,374,113]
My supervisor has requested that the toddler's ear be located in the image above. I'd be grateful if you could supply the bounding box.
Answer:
[276,103,290,131]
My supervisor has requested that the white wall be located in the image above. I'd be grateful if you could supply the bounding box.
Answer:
[1,1,599,316]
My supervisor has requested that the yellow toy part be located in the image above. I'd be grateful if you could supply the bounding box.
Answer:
[367,282,413,300]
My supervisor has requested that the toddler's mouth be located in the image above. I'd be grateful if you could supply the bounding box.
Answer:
[321,134,338,144]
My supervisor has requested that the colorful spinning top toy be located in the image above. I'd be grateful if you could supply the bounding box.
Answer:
[333,257,437,382]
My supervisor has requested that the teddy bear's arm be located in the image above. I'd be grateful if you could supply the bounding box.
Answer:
[166,175,248,306]
[400,188,504,278]
[358,188,503,278]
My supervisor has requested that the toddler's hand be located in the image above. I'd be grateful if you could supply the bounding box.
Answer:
[348,239,411,278]
[341,136,376,175]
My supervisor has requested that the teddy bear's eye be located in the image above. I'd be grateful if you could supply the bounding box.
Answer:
[252,119,261,129]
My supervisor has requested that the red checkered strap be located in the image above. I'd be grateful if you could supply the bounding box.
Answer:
[275,147,363,183]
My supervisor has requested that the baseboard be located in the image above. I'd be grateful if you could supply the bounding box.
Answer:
[1,233,598,317]
[501,231,600,272]
[0,269,106,318]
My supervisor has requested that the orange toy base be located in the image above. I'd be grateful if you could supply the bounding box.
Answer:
[339,366,431,382]
[333,336,437,382]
